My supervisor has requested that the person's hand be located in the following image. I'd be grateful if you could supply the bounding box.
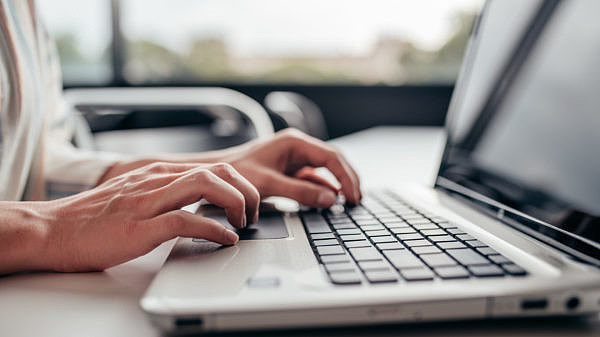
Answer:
[97,129,361,213]
[222,128,362,212]
[0,162,259,273]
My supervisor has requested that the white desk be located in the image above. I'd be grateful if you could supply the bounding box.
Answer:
[1,126,598,337]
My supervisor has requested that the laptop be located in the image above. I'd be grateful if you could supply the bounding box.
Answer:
[141,0,600,332]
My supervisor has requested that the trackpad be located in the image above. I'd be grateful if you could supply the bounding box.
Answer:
[207,212,289,240]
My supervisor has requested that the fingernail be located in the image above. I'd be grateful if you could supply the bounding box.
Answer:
[242,214,247,228]
[317,190,336,207]
[253,211,259,224]
[226,229,239,244]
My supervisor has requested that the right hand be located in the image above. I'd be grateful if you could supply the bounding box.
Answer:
[39,162,259,272]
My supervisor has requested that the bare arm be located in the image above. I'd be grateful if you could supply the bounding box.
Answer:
[0,129,361,275]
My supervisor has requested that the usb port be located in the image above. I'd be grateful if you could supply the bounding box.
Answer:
[521,299,548,310]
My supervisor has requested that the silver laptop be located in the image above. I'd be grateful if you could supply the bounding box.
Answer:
[141,0,600,332]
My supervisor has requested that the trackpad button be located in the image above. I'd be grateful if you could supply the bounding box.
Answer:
[208,212,289,240]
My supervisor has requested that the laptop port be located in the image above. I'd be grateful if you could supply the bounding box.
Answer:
[174,317,204,328]
[565,297,580,310]
[521,299,548,310]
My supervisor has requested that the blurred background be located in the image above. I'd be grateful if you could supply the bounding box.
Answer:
[36,0,482,151]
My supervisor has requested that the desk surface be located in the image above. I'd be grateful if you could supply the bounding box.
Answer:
[1,126,598,337]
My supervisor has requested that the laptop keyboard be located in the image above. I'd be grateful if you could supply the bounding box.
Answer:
[300,190,528,285]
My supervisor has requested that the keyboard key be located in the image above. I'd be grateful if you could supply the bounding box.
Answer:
[333,223,357,230]
[437,241,466,249]
[364,270,398,283]
[403,214,426,221]
[355,219,380,226]
[502,264,527,276]
[406,219,432,226]
[446,228,466,235]
[313,239,340,246]
[339,234,366,241]
[358,260,391,271]
[302,213,331,233]
[329,271,362,285]
[311,233,335,240]
[435,266,470,279]
[345,240,372,248]
[321,254,351,264]
[412,246,442,254]
[397,233,424,241]
[325,262,355,273]
[469,265,505,277]
[420,253,457,267]
[377,216,402,222]
[403,239,432,247]
[376,242,405,250]
[383,250,425,269]
[352,215,376,222]
[420,229,447,236]
[413,223,439,230]
[337,228,362,235]
[466,240,487,248]
[456,234,476,241]
[428,235,456,242]
[383,221,410,228]
[360,224,385,231]
[477,247,499,255]
[438,222,458,229]
[365,230,390,237]
[317,245,345,256]
[446,248,489,265]
[430,216,447,223]
[371,235,397,243]
[390,227,416,234]
[329,218,352,224]
[489,255,511,264]
[399,267,435,281]
[349,247,382,261]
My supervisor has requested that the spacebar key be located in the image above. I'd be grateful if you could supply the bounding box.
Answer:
[301,212,331,233]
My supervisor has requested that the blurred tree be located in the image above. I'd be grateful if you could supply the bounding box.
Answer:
[184,39,232,81]
[399,11,477,83]
[125,40,185,83]
[54,33,86,64]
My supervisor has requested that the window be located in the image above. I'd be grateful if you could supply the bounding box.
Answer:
[36,0,112,85]
[38,0,482,86]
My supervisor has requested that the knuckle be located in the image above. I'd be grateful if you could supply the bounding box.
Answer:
[193,168,215,183]
[168,210,188,231]
[278,128,303,141]
[211,162,235,178]
[146,162,169,173]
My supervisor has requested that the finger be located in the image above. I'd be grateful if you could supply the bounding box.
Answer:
[210,163,260,224]
[264,172,337,208]
[294,167,340,193]
[150,169,247,228]
[141,210,239,247]
[285,135,361,204]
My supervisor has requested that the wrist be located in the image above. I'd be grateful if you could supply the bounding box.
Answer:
[0,201,54,274]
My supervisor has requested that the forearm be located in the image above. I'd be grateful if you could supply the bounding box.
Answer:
[0,202,52,275]
[96,143,251,185]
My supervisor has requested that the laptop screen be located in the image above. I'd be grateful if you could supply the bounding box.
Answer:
[436,0,600,262]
